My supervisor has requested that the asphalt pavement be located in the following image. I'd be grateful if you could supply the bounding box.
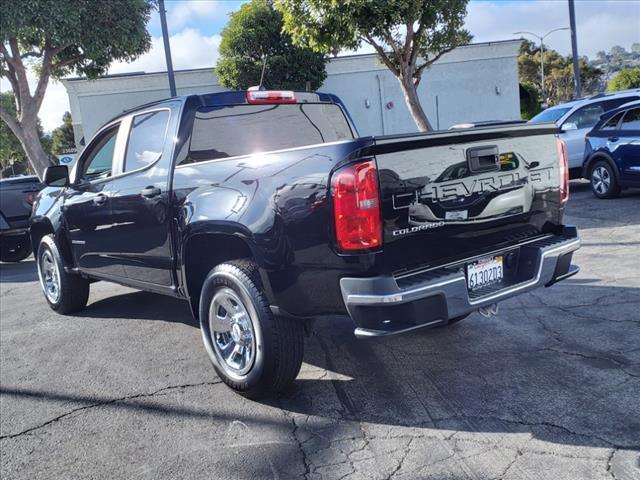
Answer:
[1,182,639,480]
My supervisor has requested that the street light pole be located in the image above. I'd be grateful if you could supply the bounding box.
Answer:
[540,41,545,101]
[159,0,177,97]
[568,0,582,97]
[514,27,570,105]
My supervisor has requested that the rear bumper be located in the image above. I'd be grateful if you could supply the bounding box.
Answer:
[340,226,581,337]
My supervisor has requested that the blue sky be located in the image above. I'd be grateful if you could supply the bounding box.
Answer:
[2,0,638,131]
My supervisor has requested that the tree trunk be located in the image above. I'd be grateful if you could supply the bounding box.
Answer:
[17,114,50,179]
[0,97,51,180]
[397,76,434,132]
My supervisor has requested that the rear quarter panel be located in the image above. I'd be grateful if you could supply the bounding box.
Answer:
[172,138,375,316]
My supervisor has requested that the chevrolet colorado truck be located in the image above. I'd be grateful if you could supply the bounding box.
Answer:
[0,175,42,262]
[31,90,580,398]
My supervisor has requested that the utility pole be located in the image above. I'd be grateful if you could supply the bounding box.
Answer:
[568,0,582,98]
[159,0,177,97]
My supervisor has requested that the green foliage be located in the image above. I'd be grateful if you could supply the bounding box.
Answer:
[0,92,27,172]
[519,82,541,120]
[607,68,640,92]
[518,40,603,106]
[0,0,154,79]
[216,0,327,91]
[51,112,76,156]
[275,0,471,64]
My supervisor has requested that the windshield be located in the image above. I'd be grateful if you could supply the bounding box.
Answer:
[530,107,572,124]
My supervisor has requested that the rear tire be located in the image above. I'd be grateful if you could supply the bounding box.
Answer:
[199,260,304,399]
[590,160,620,199]
[37,235,90,314]
[0,233,32,262]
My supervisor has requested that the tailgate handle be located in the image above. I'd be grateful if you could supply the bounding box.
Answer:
[466,145,500,173]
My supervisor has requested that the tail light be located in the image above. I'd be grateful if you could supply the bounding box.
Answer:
[246,90,296,104]
[26,192,35,204]
[556,138,569,204]
[332,160,382,251]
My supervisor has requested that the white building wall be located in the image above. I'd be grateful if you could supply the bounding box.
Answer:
[62,40,522,145]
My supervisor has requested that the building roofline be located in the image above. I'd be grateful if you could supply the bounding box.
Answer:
[64,39,522,82]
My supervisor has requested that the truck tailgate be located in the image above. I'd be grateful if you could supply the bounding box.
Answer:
[373,123,563,274]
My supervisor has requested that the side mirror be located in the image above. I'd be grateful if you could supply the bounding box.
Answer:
[43,165,69,187]
[561,122,578,132]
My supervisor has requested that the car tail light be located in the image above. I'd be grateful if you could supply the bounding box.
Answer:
[332,160,382,251]
[246,90,296,104]
[26,192,35,204]
[556,138,569,204]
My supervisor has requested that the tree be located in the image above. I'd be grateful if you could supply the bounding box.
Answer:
[0,0,154,178]
[275,0,471,132]
[607,69,640,92]
[0,91,50,178]
[518,40,602,106]
[50,112,76,157]
[591,45,640,82]
[216,0,327,91]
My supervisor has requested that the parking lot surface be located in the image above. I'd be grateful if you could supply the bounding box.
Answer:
[1,182,639,480]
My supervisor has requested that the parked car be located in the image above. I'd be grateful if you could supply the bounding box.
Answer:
[0,175,42,262]
[582,100,640,198]
[31,89,580,398]
[529,89,640,177]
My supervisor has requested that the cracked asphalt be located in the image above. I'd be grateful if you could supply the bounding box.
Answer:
[1,182,639,479]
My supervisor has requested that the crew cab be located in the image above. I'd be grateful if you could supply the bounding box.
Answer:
[31,90,580,398]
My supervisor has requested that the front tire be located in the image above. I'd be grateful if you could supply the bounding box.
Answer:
[590,160,620,199]
[37,235,90,314]
[199,260,304,399]
[0,233,32,262]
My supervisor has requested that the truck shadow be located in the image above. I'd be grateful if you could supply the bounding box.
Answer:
[273,282,640,450]
[80,290,198,328]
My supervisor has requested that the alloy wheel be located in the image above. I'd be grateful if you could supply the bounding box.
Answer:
[591,166,611,195]
[208,287,256,377]
[38,249,61,303]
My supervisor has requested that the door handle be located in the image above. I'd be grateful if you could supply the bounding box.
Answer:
[93,193,107,206]
[141,186,161,198]
[608,136,619,142]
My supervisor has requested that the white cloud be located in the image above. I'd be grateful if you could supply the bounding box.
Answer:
[108,28,221,74]
[168,0,239,30]
[466,0,640,58]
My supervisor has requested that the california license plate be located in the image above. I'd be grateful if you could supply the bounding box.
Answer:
[467,256,503,290]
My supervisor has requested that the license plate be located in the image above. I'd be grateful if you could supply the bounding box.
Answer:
[467,256,503,290]
[445,210,468,221]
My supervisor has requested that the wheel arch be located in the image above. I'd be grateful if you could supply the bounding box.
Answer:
[182,231,268,318]
[583,152,620,183]
[30,219,76,267]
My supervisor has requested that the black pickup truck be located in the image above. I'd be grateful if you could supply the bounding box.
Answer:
[0,175,42,262]
[31,89,580,397]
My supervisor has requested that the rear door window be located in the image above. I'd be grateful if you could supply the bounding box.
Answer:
[620,108,640,130]
[124,110,170,172]
[186,103,354,163]
[604,97,640,112]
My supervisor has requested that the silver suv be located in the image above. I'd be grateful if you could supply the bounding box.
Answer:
[529,89,640,176]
